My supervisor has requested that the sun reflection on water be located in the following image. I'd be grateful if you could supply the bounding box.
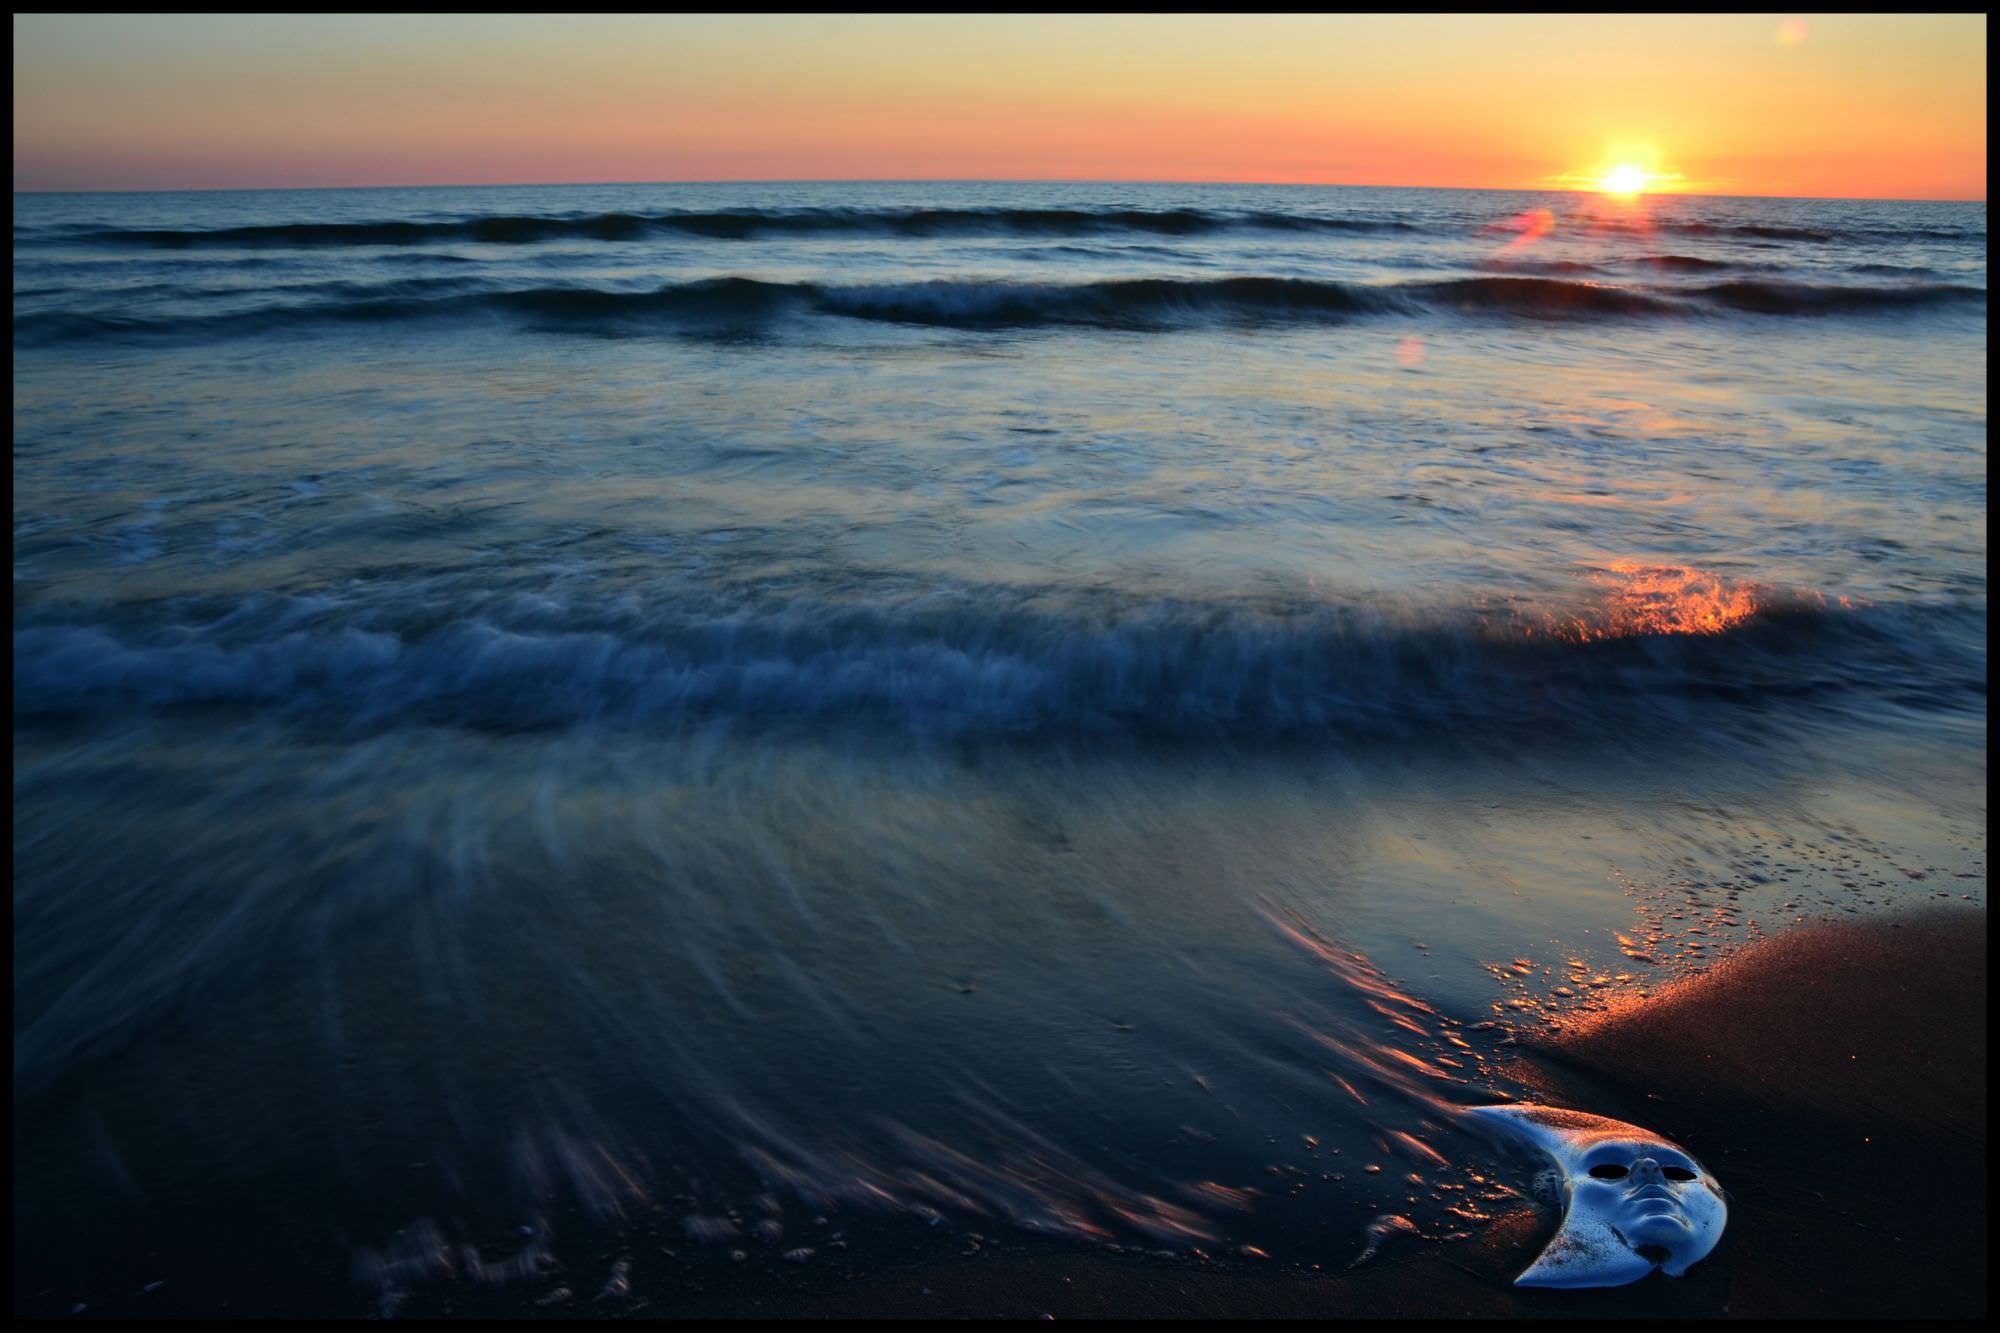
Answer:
[1528,561,1767,642]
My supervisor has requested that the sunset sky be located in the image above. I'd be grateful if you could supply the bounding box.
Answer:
[11,14,1988,199]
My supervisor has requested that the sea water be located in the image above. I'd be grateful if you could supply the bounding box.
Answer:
[13,182,1987,1310]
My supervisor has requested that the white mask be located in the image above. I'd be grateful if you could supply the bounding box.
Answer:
[1464,1103,1727,1288]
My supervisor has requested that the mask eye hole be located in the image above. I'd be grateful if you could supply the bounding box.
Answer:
[1588,1164,1629,1180]
[1661,1166,1697,1181]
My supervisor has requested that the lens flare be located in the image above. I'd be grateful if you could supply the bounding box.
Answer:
[1482,206,1557,264]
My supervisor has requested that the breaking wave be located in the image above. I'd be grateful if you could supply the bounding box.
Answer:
[81,207,1423,247]
[1690,278,1986,314]
[1603,219,1982,244]
[15,587,1968,744]
[71,207,1983,251]
[18,273,1983,343]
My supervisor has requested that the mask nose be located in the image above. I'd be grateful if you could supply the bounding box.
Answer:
[1631,1157,1666,1185]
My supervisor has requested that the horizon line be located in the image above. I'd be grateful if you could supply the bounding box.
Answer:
[11,177,1987,205]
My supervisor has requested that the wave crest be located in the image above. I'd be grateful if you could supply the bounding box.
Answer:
[18,273,1983,344]
[83,207,1424,248]
[73,207,1982,251]
[15,587,1929,743]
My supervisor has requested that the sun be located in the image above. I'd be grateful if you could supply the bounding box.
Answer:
[1600,164,1649,196]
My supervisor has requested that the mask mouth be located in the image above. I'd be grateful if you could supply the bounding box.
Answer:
[1627,1184,1678,1204]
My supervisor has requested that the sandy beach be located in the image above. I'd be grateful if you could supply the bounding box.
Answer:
[644,909,1987,1320]
[29,907,1971,1320]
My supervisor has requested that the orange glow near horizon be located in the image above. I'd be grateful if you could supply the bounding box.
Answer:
[11,15,1988,198]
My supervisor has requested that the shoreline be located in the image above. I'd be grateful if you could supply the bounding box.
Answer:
[17,907,1985,1319]
[663,906,1989,1319]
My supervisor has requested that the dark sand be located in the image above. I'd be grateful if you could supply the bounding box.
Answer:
[20,910,1984,1318]
[664,909,1986,1319]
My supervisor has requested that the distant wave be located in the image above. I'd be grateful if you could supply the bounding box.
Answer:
[1486,258,1611,276]
[1690,279,1987,315]
[1413,276,1676,316]
[1848,262,1942,278]
[1495,254,1774,277]
[1639,254,1742,271]
[67,207,1983,251]
[1662,221,1840,243]
[19,273,1984,343]
[78,207,1424,248]
[15,588,1969,744]
[1604,219,1984,245]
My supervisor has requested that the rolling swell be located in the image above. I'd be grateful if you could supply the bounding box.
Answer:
[1641,254,1744,271]
[14,591,1954,744]
[1693,279,1987,314]
[17,274,1983,343]
[1410,276,1676,316]
[13,276,1409,341]
[1614,219,1983,244]
[82,207,1423,248]
[72,208,1982,250]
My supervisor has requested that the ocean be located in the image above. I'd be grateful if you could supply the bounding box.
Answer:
[12,181,1987,1314]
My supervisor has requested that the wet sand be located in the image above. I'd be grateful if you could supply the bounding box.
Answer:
[1517,907,1987,1319]
[668,908,1985,1319]
[18,909,1983,1318]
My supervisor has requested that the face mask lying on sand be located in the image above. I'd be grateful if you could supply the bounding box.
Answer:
[1462,1104,1728,1288]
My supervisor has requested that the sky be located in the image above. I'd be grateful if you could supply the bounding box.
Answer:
[11,14,1988,199]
